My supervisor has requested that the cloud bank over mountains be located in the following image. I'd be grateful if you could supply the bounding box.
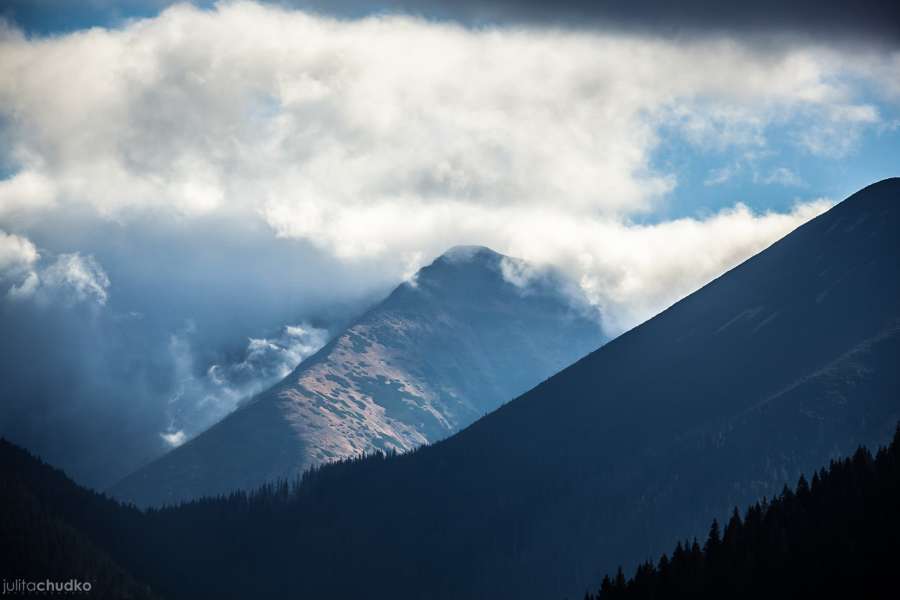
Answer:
[0,1,897,486]
[2,2,894,320]
[160,322,328,448]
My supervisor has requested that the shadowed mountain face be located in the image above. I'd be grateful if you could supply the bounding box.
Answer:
[111,246,604,506]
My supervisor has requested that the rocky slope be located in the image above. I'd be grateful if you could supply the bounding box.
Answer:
[111,246,604,506]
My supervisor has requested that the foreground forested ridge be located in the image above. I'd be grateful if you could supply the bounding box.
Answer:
[0,439,158,599]
[3,424,899,599]
[587,424,900,600]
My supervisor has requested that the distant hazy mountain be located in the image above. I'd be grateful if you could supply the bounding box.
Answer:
[111,246,604,506]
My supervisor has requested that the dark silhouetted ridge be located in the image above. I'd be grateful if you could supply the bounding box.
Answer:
[586,424,900,600]
[0,439,158,599]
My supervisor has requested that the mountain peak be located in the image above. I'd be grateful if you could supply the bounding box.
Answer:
[438,245,503,263]
[407,245,513,295]
[111,242,604,506]
[845,177,900,210]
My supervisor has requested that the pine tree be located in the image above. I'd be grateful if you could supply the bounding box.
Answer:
[591,425,900,600]
[703,518,721,554]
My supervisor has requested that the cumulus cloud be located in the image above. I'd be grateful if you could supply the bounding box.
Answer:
[209,324,329,390]
[794,104,882,157]
[479,199,831,333]
[7,270,40,299]
[0,3,893,233]
[1,229,110,305]
[0,171,57,221]
[160,322,329,446]
[5,251,110,305]
[0,229,39,274]
[39,253,111,305]
[0,2,880,330]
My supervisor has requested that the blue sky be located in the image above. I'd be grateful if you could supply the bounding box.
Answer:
[1,1,193,35]
[649,114,900,222]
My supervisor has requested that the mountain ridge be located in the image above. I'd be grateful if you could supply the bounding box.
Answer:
[111,245,604,506]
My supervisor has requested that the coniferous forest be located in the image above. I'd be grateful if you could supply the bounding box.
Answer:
[0,440,158,599]
[3,424,899,599]
[586,425,900,600]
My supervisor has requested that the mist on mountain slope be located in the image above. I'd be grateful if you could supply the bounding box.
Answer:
[111,245,605,506]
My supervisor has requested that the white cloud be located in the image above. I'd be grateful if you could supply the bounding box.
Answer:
[475,199,835,334]
[160,429,187,447]
[210,324,329,391]
[500,255,540,288]
[793,102,882,158]
[0,3,887,220]
[161,322,329,442]
[0,229,39,274]
[0,2,890,333]
[1,230,110,305]
[0,171,57,221]
[7,271,40,300]
[40,253,111,305]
